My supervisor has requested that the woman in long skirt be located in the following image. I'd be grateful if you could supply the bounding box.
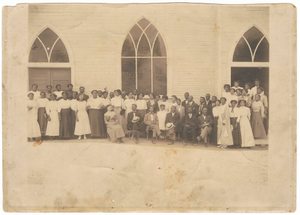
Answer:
[27,93,41,141]
[251,94,267,139]
[74,94,91,139]
[37,92,49,137]
[229,100,241,147]
[104,105,125,143]
[238,100,255,147]
[58,92,72,139]
[212,100,220,145]
[217,97,234,149]
[70,91,78,139]
[111,89,125,130]
[45,94,60,140]
[87,90,106,138]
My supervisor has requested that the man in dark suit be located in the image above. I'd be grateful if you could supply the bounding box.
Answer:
[127,104,141,144]
[132,89,138,101]
[165,105,180,145]
[205,93,213,116]
[197,107,213,147]
[182,92,189,108]
[185,95,199,116]
[182,107,198,145]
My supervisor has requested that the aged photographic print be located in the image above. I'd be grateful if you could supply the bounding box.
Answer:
[2,3,296,212]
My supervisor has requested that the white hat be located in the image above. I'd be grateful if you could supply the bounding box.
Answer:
[166,123,174,130]
[132,116,140,123]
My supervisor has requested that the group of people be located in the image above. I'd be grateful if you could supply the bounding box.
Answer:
[27,79,268,149]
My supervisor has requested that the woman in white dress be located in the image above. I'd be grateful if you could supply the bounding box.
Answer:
[111,89,125,129]
[157,104,168,133]
[27,93,41,141]
[161,95,170,112]
[217,97,234,149]
[238,100,255,147]
[74,94,91,139]
[45,94,60,140]
[28,84,41,101]
[104,105,125,143]
[37,92,49,137]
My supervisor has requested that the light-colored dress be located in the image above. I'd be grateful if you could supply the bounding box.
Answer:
[45,100,60,136]
[239,106,255,147]
[157,110,168,130]
[162,101,170,112]
[217,104,234,146]
[104,111,125,142]
[111,96,125,130]
[27,99,41,138]
[74,101,91,136]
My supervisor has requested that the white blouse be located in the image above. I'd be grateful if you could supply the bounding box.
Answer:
[157,110,168,130]
[54,91,63,98]
[87,97,103,109]
[27,99,38,110]
[111,96,123,107]
[100,98,111,107]
[251,101,265,118]
[28,91,41,100]
[212,106,220,117]
[229,106,240,122]
[162,101,170,112]
[251,86,264,98]
[46,100,59,115]
[221,91,231,102]
[238,106,251,120]
[136,99,147,110]
[123,99,136,112]
[37,98,49,108]
[70,99,77,111]
[58,99,71,111]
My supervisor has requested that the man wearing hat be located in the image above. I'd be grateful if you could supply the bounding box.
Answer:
[165,105,180,145]
[127,104,141,144]
[197,107,213,147]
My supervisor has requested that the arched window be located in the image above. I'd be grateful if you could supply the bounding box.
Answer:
[231,26,269,97]
[28,28,71,91]
[233,26,269,62]
[121,18,167,95]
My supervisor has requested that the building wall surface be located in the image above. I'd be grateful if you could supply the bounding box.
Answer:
[28,4,269,100]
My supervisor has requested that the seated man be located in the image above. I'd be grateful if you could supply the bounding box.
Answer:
[144,106,161,144]
[197,107,213,147]
[165,105,180,145]
[127,104,141,144]
[181,107,198,146]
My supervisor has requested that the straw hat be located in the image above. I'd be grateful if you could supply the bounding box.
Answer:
[166,123,174,130]
[132,116,140,123]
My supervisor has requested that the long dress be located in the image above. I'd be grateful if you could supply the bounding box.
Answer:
[251,101,267,139]
[87,97,105,137]
[74,101,91,136]
[105,111,125,142]
[217,104,234,146]
[239,106,255,147]
[157,110,168,131]
[70,99,77,138]
[58,99,72,138]
[37,98,49,136]
[27,99,41,138]
[45,100,60,136]
[212,106,220,145]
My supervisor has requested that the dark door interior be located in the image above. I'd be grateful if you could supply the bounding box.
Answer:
[231,67,269,98]
[29,68,71,92]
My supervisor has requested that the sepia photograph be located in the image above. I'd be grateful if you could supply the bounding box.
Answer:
[2,2,296,212]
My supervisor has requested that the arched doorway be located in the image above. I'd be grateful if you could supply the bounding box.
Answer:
[28,28,71,92]
[121,18,167,95]
[231,26,269,97]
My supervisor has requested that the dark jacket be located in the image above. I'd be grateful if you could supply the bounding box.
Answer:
[197,114,213,129]
[165,112,180,128]
[181,113,198,129]
[185,101,199,116]
[127,111,141,130]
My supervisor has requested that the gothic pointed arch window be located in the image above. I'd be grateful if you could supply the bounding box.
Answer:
[28,28,71,92]
[231,26,269,97]
[121,18,167,95]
